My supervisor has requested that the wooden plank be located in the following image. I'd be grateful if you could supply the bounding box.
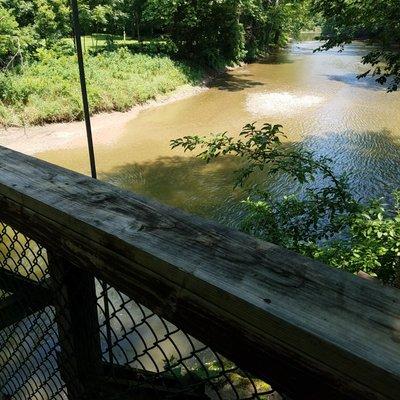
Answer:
[92,363,208,399]
[0,146,399,400]
[47,252,103,400]
[0,289,52,330]
[88,378,207,400]
[0,268,51,295]
[0,269,52,330]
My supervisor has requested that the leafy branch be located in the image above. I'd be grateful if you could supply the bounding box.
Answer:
[171,123,400,285]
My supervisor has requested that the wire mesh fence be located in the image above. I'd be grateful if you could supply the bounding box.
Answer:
[0,221,279,400]
[0,222,63,400]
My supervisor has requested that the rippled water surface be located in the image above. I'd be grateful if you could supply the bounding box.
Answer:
[39,39,400,226]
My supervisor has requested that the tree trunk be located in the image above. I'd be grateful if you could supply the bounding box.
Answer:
[134,11,141,42]
[394,266,400,289]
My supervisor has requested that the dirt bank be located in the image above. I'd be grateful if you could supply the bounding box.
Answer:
[0,84,208,156]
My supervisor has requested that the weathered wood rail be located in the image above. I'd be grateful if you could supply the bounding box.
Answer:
[0,145,399,400]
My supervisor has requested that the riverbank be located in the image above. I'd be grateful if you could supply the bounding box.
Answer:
[0,50,203,128]
[0,83,208,155]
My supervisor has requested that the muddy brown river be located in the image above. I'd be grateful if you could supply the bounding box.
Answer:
[38,38,400,227]
[3,37,400,399]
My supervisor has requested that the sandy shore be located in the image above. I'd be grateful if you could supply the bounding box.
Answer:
[0,84,208,156]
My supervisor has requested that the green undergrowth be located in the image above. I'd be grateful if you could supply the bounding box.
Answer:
[0,48,203,127]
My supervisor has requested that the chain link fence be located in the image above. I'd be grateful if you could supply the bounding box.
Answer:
[0,222,62,400]
[0,221,279,399]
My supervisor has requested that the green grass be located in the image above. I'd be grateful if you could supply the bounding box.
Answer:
[65,34,154,53]
[0,48,202,127]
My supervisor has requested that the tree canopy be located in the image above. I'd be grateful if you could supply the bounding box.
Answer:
[313,0,400,91]
[0,0,314,68]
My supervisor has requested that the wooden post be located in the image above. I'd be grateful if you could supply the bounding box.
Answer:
[48,252,103,399]
[0,291,52,330]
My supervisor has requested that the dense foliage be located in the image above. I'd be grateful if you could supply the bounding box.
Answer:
[0,0,313,68]
[172,124,400,286]
[143,0,246,67]
[312,0,400,91]
[0,0,70,65]
[143,0,314,66]
[0,0,315,126]
[0,49,200,126]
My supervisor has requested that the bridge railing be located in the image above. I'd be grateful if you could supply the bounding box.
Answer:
[0,145,399,400]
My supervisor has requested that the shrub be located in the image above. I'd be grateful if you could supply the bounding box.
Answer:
[0,49,202,127]
[171,123,400,285]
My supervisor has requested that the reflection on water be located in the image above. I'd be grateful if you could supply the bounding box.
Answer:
[304,129,400,201]
[246,92,324,116]
[38,39,400,226]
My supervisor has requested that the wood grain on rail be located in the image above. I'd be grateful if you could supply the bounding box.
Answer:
[0,145,399,400]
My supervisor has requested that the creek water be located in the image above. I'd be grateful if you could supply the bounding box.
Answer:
[38,37,400,228]
[4,36,400,399]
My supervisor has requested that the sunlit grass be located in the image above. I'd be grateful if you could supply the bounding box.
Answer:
[0,49,202,127]
[64,34,163,53]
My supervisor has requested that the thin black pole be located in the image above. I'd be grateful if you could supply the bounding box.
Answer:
[70,0,97,179]
[69,0,114,369]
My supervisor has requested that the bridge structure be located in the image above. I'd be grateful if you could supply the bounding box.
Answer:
[0,146,399,399]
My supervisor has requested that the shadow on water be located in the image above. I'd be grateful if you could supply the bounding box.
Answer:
[5,130,400,398]
[103,129,400,227]
[257,51,294,65]
[101,155,248,224]
[326,73,386,91]
[209,72,264,92]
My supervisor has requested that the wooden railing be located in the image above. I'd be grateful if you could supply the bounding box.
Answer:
[0,145,399,400]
